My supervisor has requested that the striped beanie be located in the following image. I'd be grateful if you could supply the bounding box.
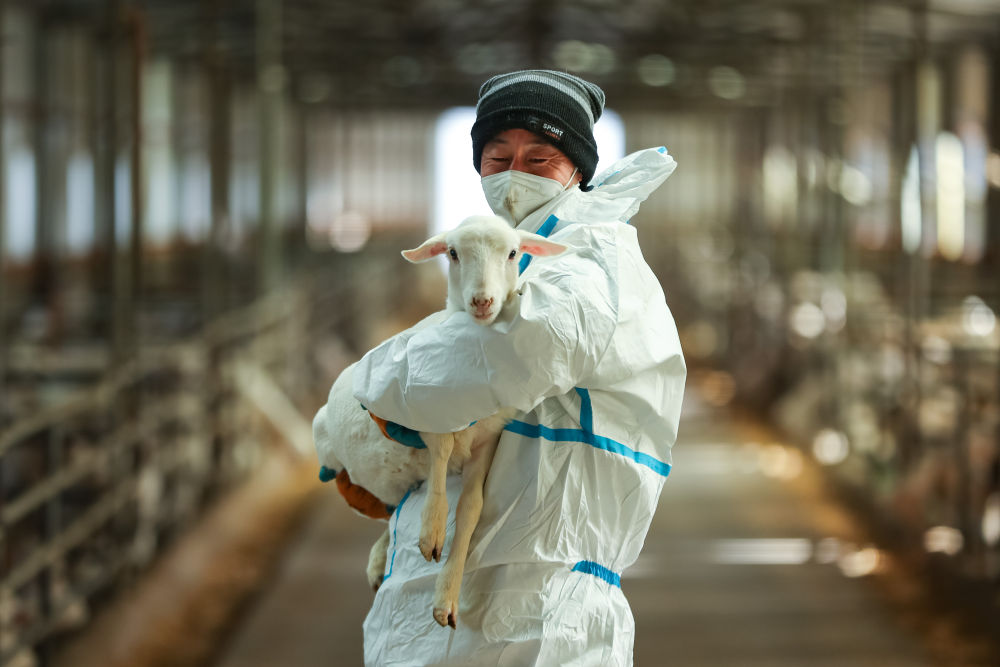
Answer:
[472,70,605,186]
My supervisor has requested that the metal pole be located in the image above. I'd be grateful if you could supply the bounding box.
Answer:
[97,0,123,362]
[127,8,145,357]
[989,23,1000,514]
[206,0,230,321]
[986,23,1000,281]
[0,0,8,397]
[297,101,308,245]
[33,9,54,341]
[256,0,282,293]
[905,4,933,469]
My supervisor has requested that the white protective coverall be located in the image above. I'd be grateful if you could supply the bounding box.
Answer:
[348,146,685,666]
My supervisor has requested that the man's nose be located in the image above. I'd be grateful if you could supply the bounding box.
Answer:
[508,152,528,173]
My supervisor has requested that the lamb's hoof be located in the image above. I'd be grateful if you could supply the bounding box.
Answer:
[366,560,386,591]
[419,528,445,562]
[433,603,457,629]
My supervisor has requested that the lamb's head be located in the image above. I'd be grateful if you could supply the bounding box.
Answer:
[402,215,567,325]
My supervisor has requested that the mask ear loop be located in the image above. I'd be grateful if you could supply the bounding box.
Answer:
[561,168,579,190]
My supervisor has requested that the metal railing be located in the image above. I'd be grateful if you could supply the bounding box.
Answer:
[0,249,416,666]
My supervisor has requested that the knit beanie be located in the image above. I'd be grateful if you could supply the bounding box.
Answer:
[472,70,605,186]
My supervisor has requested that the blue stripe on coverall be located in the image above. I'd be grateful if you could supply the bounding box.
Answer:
[503,419,672,478]
[518,219,671,475]
[382,486,415,582]
[376,387,661,586]
[505,388,666,586]
[571,561,622,588]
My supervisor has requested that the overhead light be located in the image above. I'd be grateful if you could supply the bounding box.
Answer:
[553,40,593,72]
[553,40,616,75]
[924,526,963,556]
[921,335,953,364]
[936,132,965,261]
[813,429,849,466]
[901,145,921,254]
[962,295,996,337]
[708,66,745,100]
[789,302,825,339]
[837,546,882,577]
[839,165,873,206]
[637,54,675,87]
[983,493,1000,546]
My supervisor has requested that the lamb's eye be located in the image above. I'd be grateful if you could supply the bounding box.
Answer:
[508,249,517,260]
[449,248,458,261]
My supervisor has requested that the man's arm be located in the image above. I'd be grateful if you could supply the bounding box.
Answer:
[353,239,619,433]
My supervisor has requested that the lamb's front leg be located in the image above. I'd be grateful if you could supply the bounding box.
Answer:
[419,432,454,562]
[366,527,391,592]
[432,438,498,628]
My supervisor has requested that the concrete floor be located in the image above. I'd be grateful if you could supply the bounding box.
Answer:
[212,393,981,667]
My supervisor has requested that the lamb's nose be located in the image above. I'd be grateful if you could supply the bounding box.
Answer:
[471,296,494,309]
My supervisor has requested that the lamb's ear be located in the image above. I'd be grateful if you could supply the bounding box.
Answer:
[401,234,448,263]
[517,231,567,257]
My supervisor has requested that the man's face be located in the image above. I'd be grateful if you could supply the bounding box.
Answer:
[480,128,581,186]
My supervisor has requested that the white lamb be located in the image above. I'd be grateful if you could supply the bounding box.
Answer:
[313,214,567,628]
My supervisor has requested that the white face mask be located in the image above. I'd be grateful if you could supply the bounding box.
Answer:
[481,168,578,224]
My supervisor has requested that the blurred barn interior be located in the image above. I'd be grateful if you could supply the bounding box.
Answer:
[1,1,1000,665]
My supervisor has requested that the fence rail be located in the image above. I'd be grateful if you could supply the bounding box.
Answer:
[0,250,415,666]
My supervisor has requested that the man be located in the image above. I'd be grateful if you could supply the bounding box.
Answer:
[349,70,684,665]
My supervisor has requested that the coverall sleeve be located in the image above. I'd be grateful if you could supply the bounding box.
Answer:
[353,241,620,433]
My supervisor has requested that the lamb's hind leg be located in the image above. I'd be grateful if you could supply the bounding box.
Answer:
[419,432,454,562]
[432,437,498,628]
[366,527,391,592]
